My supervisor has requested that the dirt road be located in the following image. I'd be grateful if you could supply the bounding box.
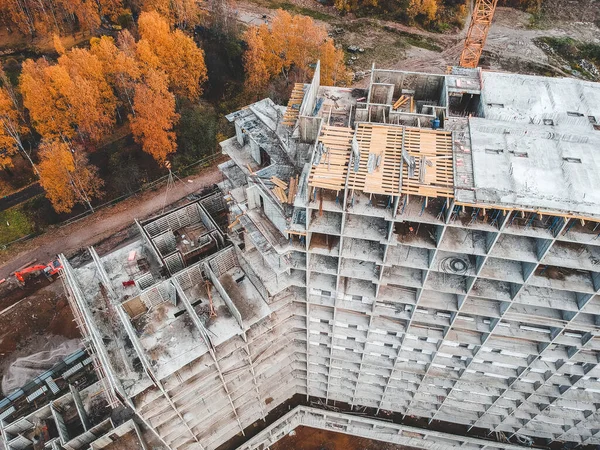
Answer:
[0,165,223,280]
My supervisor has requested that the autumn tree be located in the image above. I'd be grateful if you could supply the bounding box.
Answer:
[90,35,141,115]
[129,69,179,166]
[0,86,37,173]
[0,0,111,37]
[136,11,208,100]
[0,89,19,169]
[20,58,77,140]
[286,13,327,72]
[332,0,378,13]
[20,41,117,145]
[407,0,439,22]
[242,27,269,92]
[57,44,117,143]
[242,10,349,90]
[37,139,103,212]
[320,40,351,86]
[0,69,37,172]
[98,0,127,22]
[117,29,138,58]
[135,0,202,29]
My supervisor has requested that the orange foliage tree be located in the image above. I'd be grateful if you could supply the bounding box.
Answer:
[0,70,33,171]
[129,69,179,166]
[20,58,77,140]
[0,88,19,169]
[319,40,349,87]
[136,0,203,29]
[99,0,128,22]
[333,0,378,12]
[242,10,349,91]
[242,27,269,92]
[20,40,117,144]
[37,139,104,212]
[136,11,208,100]
[0,0,113,36]
[407,0,439,22]
[90,35,141,115]
[57,46,117,143]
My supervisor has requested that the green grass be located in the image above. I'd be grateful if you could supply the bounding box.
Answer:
[382,26,442,52]
[527,11,550,29]
[401,33,442,52]
[0,206,35,246]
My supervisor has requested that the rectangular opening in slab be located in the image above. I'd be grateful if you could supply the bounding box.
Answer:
[449,92,481,117]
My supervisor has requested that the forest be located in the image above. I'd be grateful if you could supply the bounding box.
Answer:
[0,0,350,247]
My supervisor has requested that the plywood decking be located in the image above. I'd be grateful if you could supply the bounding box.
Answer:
[308,126,353,192]
[402,128,454,198]
[283,83,306,126]
[347,123,403,196]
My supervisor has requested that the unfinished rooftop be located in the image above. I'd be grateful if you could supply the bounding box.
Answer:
[221,64,600,226]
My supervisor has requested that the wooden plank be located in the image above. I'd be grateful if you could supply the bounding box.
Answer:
[271,176,288,189]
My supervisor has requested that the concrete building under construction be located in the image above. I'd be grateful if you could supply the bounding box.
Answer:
[43,65,600,450]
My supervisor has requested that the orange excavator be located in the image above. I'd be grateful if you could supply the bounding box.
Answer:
[14,258,63,284]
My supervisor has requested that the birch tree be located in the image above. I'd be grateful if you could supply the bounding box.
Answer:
[37,139,103,212]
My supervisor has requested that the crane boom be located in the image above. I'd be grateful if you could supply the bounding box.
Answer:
[459,0,499,68]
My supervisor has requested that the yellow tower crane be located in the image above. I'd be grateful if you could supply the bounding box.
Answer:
[459,0,499,68]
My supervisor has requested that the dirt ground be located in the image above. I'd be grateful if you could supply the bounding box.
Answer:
[271,426,420,450]
[0,280,80,383]
[367,6,600,76]
[104,431,146,450]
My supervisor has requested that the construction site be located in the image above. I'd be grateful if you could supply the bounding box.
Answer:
[2,1,600,449]
[1,61,598,449]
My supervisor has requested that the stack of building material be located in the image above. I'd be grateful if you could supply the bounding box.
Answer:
[270,176,300,205]
[287,175,298,203]
[393,95,409,110]
[271,176,288,203]
[283,83,306,126]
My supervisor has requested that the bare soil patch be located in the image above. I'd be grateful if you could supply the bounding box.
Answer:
[271,425,420,450]
[0,281,80,383]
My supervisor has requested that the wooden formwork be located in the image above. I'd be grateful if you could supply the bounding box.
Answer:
[347,123,403,196]
[308,126,353,193]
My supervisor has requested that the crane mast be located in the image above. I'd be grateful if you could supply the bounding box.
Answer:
[459,0,499,68]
